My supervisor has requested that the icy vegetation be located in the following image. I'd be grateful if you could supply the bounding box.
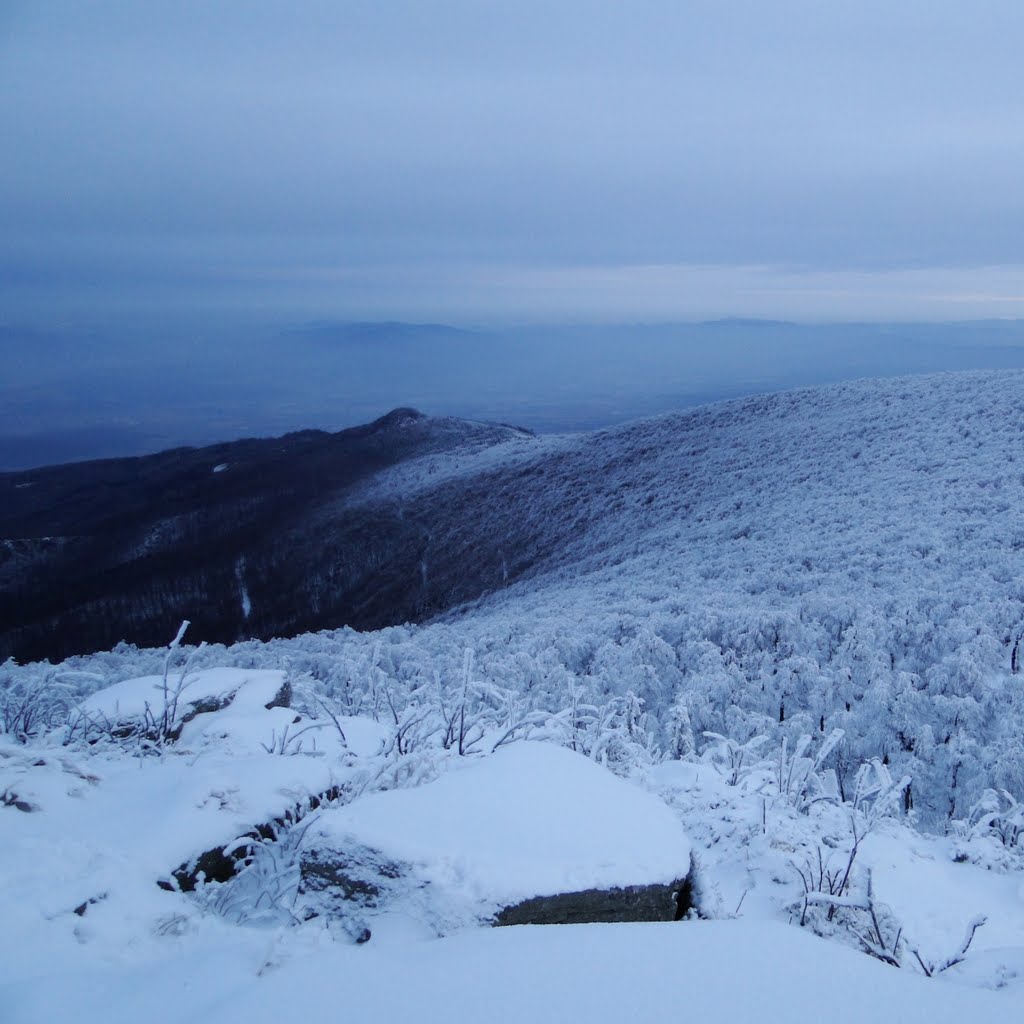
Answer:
[3,370,1024,1019]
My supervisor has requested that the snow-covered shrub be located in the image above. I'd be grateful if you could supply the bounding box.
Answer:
[790,759,911,945]
[62,621,209,751]
[204,817,316,927]
[378,678,438,756]
[965,788,1024,848]
[543,685,658,777]
[0,660,82,742]
[796,864,988,977]
[434,649,498,755]
[906,913,989,977]
[849,759,911,832]
[773,729,844,813]
[586,691,659,774]
[665,693,696,759]
[260,719,329,755]
[701,731,769,787]
[951,788,1024,869]
[147,620,206,746]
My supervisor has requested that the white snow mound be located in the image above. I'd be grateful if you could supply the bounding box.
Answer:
[79,667,286,723]
[316,741,692,906]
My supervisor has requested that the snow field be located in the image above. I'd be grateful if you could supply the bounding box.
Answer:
[2,920,1015,1024]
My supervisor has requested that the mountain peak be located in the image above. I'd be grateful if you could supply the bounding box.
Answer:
[370,407,427,429]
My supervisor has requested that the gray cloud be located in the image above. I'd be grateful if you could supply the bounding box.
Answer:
[3,1,1024,321]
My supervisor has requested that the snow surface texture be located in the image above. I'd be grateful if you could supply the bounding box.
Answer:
[0,671,356,949]
[3,921,1014,1024]
[3,682,702,1020]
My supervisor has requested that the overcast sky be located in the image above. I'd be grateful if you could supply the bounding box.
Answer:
[3,1,1024,323]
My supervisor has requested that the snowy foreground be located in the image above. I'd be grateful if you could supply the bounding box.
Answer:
[3,667,1024,1023]
[6,921,1014,1024]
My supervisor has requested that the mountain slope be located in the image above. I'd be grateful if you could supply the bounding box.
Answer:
[5,371,1023,673]
[326,369,1024,651]
[0,408,533,662]
[436,368,1024,620]
[6,370,1023,820]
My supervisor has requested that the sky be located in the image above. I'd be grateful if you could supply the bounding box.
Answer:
[4,0,1024,324]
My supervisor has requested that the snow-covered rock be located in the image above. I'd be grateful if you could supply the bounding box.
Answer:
[303,742,692,929]
[77,667,292,747]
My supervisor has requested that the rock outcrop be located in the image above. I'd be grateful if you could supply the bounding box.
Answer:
[299,743,695,933]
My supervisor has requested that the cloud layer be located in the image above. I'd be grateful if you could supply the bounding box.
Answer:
[3,1,1024,320]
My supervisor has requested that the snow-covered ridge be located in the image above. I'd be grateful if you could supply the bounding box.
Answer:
[340,425,558,509]
[441,369,1024,607]
[334,370,1024,642]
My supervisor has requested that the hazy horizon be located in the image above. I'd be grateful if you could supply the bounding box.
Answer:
[4,315,1024,471]
[5,4,1024,467]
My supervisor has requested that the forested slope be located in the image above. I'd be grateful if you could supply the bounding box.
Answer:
[0,408,533,661]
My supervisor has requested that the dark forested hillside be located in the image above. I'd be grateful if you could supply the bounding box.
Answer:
[0,409,533,662]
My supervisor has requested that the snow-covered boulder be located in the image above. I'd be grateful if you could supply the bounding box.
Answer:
[301,741,693,931]
[76,667,292,746]
[42,669,359,893]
